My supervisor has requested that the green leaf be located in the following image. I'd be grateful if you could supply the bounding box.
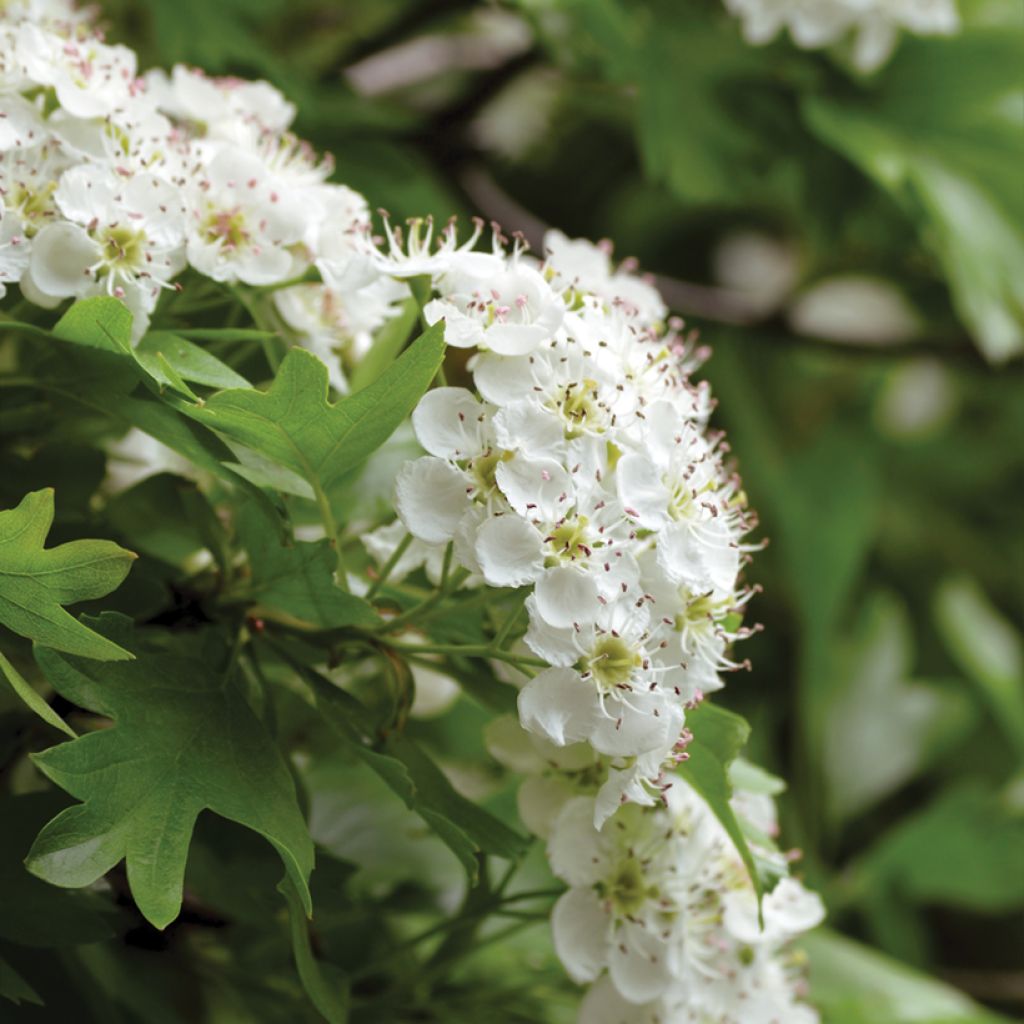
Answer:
[347,298,418,394]
[0,648,75,738]
[0,489,136,661]
[138,332,251,390]
[677,702,767,900]
[300,662,527,881]
[106,473,227,571]
[934,576,1024,758]
[803,928,1013,1023]
[235,501,379,630]
[0,955,42,1007]
[0,792,114,948]
[824,593,975,823]
[280,876,350,1024]
[804,31,1024,362]
[27,614,314,929]
[861,784,1024,912]
[184,323,445,493]
[52,296,133,354]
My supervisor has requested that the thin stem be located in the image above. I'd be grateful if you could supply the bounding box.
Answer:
[439,541,454,591]
[366,532,414,601]
[384,641,547,669]
[374,567,469,634]
[312,482,347,585]
[491,592,527,650]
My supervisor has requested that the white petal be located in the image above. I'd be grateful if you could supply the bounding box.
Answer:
[425,301,482,349]
[607,921,674,1004]
[551,888,610,984]
[534,566,600,627]
[493,401,564,457]
[547,796,609,886]
[395,456,470,544]
[657,520,740,598]
[472,353,536,406]
[616,453,670,529]
[579,975,658,1024]
[523,595,579,667]
[517,775,575,839]
[588,691,681,759]
[484,715,544,773]
[484,321,548,356]
[474,514,544,587]
[28,222,99,299]
[412,387,488,459]
[725,877,825,945]
[518,667,599,748]
[496,455,570,520]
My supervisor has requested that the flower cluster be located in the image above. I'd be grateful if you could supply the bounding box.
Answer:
[383,222,758,810]
[723,0,960,71]
[486,714,825,1022]
[3,4,825,1019]
[0,0,402,381]
[372,222,824,1017]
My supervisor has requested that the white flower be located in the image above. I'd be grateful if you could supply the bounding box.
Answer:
[274,276,407,392]
[0,210,30,296]
[27,162,186,326]
[184,144,305,285]
[519,596,687,758]
[547,794,714,1004]
[544,230,666,328]
[144,65,296,143]
[18,22,137,118]
[373,215,505,280]
[425,259,565,355]
[723,0,960,71]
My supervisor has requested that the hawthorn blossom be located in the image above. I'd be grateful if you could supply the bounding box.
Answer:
[723,0,960,71]
[424,258,565,355]
[26,161,186,324]
[183,144,305,285]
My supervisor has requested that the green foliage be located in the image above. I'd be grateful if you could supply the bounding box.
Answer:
[678,702,773,900]
[805,930,1013,1024]
[28,614,314,929]
[1,1,1021,1020]
[185,324,445,496]
[0,489,136,661]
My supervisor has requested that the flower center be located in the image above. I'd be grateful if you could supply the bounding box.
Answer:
[99,224,146,272]
[545,515,591,564]
[203,207,249,249]
[583,635,641,689]
[468,448,510,497]
[11,182,58,233]
[558,378,602,438]
[599,857,653,917]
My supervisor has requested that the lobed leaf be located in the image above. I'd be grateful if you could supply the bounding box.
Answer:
[27,614,314,929]
[0,490,136,661]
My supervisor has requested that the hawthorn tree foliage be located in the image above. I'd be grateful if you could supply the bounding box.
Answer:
[0,2,1021,1023]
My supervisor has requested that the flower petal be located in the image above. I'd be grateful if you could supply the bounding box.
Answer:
[551,888,610,984]
[534,565,600,627]
[395,456,471,544]
[412,387,489,459]
[474,514,544,587]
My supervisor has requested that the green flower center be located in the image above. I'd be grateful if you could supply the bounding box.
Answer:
[203,207,249,249]
[599,857,654,917]
[583,635,641,689]
[545,515,591,565]
[100,225,146,272]
[559,378,601,438]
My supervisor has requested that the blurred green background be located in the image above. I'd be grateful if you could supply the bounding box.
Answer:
[93,0,1024,1019]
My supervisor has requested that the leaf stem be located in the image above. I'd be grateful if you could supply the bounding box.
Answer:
[366,532,414,601]
[384,641,546,670]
